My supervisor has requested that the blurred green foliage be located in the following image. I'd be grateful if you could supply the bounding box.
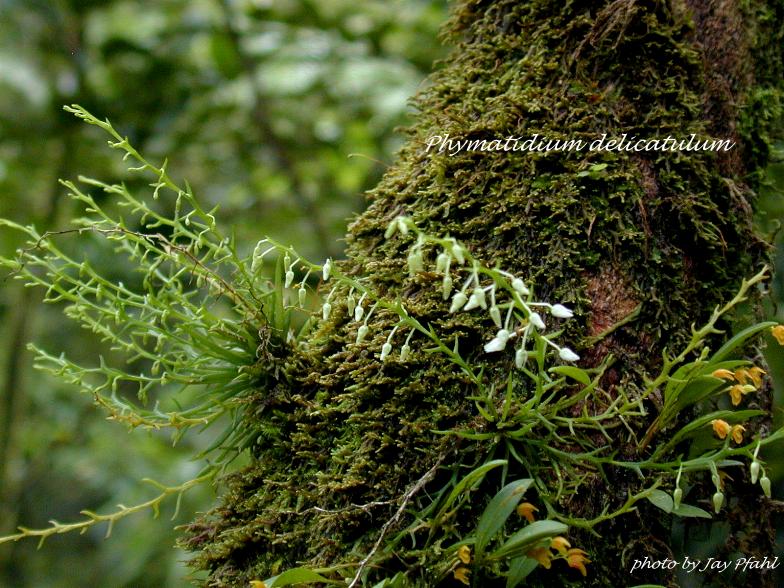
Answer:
[0,1,446,586]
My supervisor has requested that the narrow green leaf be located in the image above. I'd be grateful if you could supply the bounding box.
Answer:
[488,520,568,561]
[548,365,591,386]
[662,360,747,417]
[663,361,704,404]
[475,479,533,560]
[266,567,339,586]
[711,321,777,363]
[506,556,538,587]
[668,409,764,447]
[434,460,507,524]
[474,398,496,423]
[667,375,723,416]
[646,489,673,513]
[672,503,712,518]
[371,572,406,588]
[389,573,407,588]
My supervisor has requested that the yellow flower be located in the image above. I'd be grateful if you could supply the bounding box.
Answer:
[771,325,784,345]
[249,582,267,588]
[566,548,591,577]
[727,384,755,406]
[731,424,746,444]
[747,367,766,388]
[711,368,735,380]
[550,536,571,555]
[457,545,471,564]
[734,369,749,385]
[453,567,470,585]
[516,502,538,522]
[527,546,552,569]
[711,419,731,440]
[717,469,732,490]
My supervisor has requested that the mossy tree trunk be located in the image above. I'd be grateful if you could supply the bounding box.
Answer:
[185,1,784,586]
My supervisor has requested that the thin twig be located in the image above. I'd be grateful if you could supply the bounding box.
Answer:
[348,455,445,588]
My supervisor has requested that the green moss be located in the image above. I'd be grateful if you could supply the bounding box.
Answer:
[183,1,784,586]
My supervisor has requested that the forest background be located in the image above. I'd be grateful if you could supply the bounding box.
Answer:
[0,1,781,586]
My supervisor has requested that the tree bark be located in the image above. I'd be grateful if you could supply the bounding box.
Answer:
[184,1,784,586]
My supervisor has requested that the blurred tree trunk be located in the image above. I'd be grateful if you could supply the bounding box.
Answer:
[185,1,783,586]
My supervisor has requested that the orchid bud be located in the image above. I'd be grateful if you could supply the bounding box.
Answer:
[559,347,580,362]
[464,293,480,311]
[322,302,332,320]
[380,342,392,361]
[322,258,332,281]
[347,293,356,316]
[407,250,424,276]
[751,461,760,484]
[298,287,307,307]
[397,217,409,236]
[354,304,364,322]
[384,219,398,239]
[485,329,510,353]
[400,344,411,362]
[529,312,545,330]
[472,287,487,309]
[512,278,529,296]
[484,336,506,353]
[550,304,573,319]
[251,241,265,273]
[356,325,369,344]
[515,348,528,369]
[285,270,294,288]
[436,252,449,273]
[442,276,453,299]
[673,488,683,509]
[712,491,724,513]
[489,305,502,328]
[450,292,468,313]
[451,244,465,265]
[761,475,771,498]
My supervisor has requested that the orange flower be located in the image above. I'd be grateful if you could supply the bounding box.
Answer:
[727,384,755,406]
[771,325,784,345]
[550,536,571,555]
[453,567,470,586]
[711,368,735,380]
[747,367,766,388]
[516,502,538,522]
[711,419,731,440]
[528,546,552,569]
[734,368,749,385]
[249,582,267,588]
[457,545,471,564]
[566,548,591,577]
[731,424,746,444]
